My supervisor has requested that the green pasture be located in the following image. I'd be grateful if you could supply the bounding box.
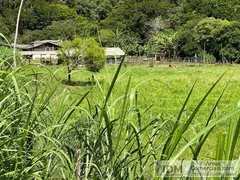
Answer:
[21,63,240,156]
[28,63,240,119]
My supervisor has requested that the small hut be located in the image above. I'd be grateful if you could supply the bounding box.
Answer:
[105,47,125,63]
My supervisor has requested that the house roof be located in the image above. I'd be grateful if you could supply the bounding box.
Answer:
[32,40,61,47]
[105,47,125,56]
[0,43,32,49]
[16,44,32,49]
[32,40,61,44]
[15,40,61,50]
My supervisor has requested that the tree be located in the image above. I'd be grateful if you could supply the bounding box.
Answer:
[192,17,224,59]
[44,20,77,40]
[59,37,106,82]
[175,18,203,57]
[83,38,106,72]
[101,0,172,41]
[149,29,177,58]
[99,29,114,47]
[212,21,240,62]
[19,0,76,31]
[58,37,83,82]
[19,16,98,43]
[146,16,170,35]
[182,0,240,21]
[193,18,224,45]
[68,0,119,21]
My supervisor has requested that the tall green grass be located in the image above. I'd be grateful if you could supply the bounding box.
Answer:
[0,35,240,179]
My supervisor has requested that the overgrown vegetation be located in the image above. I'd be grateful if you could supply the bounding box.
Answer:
[1,53,240,179]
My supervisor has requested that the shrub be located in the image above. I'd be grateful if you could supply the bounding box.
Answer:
[83,38,106,72]
[199,51,216,63]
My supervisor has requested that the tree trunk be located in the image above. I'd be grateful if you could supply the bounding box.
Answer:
[67,66,71,82]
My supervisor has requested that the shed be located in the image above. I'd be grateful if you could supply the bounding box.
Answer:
[105,47,125,63]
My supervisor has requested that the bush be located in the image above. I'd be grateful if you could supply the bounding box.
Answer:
[83,38,106,72]
[199,51,216,63]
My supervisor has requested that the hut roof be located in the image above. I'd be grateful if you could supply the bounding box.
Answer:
[105,47,125,56]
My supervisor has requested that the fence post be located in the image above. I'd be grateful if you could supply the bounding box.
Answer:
[76,149,81,180]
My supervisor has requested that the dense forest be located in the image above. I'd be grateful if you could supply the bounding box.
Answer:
[0,0,240,61]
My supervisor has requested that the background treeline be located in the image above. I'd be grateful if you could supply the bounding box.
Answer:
[0,0,240,61]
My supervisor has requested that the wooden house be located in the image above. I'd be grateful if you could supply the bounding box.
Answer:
[18,40,61,64]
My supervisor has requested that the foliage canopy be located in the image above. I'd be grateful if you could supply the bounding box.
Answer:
[0,0,239,61]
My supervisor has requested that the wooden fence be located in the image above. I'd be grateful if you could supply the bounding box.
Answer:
[125,56,205,65]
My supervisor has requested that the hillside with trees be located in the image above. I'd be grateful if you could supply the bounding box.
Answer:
[0,0,240,61]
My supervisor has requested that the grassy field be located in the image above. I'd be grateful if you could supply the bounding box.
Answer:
[23,63,240,156]
[2,62,240,179]
[31,63,240,121]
